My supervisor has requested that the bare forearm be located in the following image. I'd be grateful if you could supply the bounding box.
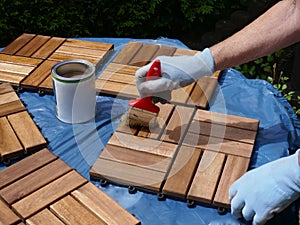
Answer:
[210,0,300,71]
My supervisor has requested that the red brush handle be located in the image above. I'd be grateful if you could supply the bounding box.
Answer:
[128,60,161,113]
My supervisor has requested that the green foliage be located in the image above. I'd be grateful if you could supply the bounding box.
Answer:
[234,50,300,116]
[0,0,248,47]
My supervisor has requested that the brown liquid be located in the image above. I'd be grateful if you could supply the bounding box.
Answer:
[61,71,84,78]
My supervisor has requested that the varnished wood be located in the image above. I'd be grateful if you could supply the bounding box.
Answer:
[187,151,226,204]
[0,82,14,94]
[0,148,57,190]
[0,100,25,117]
[72,183,141,225]
[151,45,177,59]
[162,146,202,198]
[213,155,250,207]
[0,91,19,105]
[0,116,23,159]
[63,39,114,51]
[0,159,72,205]
[1,33,36,54]
[0,54,42,66]
[0,199,20,225]
[95,79,138,98]
[26,209,65,225]
[16,35,51,57]
[8,111,47,152]
[50,195,107,225]
[12,170,88,219]
[113,42,143,64]
[31,37,65,59]
[129,43,160,66]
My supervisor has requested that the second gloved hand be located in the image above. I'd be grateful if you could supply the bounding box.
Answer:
[229,150,300,225]
[135,48,214,101]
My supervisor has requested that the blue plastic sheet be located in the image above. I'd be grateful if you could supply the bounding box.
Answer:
[1,37,299,225]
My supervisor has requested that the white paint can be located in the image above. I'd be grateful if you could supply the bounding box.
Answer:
[52,59,96,124]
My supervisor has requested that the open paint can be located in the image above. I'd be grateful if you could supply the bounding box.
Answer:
[52,59,96,124]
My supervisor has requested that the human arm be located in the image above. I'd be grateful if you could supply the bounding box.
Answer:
[211,0,300,71]
[229,150,300,225]
[136,0,300,99]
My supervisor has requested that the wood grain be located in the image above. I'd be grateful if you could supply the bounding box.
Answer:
[26,209,65,225]
[0,199,20,225]
[8,111,47,152]
[16,35,51,57]
[0,159,72,205]
[50,195,107,225]
[72,183,141,225]
[162,146,202,198]
[0,116,23,159]
[151,45,177,59]
[187,151,226,204]
[95,79,138,98]
[12,170,88,219]
[0,148,57,189]
[113,42,143,64]
[129,43,160,66]
[31,37,65,59]
[1,33,36,54]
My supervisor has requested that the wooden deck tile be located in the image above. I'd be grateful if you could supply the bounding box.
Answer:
[31,37,65,59]
[91,105,259,208]
[8,111,47,152]
[0,149,141,224]
[50,195,107,225]
[129,43,160,66]
[16,35,51,57]
[151,45,177,59]
[113,42,143,64]
[0,100,25,117]
[0,148,57,189]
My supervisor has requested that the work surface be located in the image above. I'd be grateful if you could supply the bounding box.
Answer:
[1,37,300,225]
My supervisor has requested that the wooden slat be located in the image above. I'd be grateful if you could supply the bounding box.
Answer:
[0,116,23,160]
[105,63,139,74]
[173,48,197,56]
[21,60,57,89]
[0,82,14,94]
[171,83,195,104]
[98,71,135,85]
[182,133,254,158]
[129,43,160,66]
[0,71,27,85]
[8,111,47,152]
[50,195,107,225]
[162,146,202,198]
[90,158,164,192]
[0,62,35,75]
[1,33,36,54]
[38,74,53,92]
[0,199,20,225]
[0,54,42,66]
[162,105,195,143]
[12,170,88,219]
[64,39,114,51]
[151,45,177,59]
[0,91,19,105]
[53,45,107,59]
[26,209,65,225]
[101,144,171,173]
[187,151,226,204]
[108,132,177,158]
[16,35,51,57]
[0,100,26,117]
[31,37,65,59]
[49,51,100,65]
[0,159,72,205]
[113,42,143,64]
[72,183,141,225]
[189,120,258,144]
[194,109,259,131]
[213,155,250,207]
[0,148,57,189]
[95,79,139,98]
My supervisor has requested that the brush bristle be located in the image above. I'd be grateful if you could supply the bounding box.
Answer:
[124,106,158,128]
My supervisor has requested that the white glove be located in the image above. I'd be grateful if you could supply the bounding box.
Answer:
[229,150,300,225]
[135,48,214,101]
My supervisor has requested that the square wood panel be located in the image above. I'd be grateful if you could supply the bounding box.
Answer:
[0,148,140,225]
[90,104,259,208]
[96,41,221,109]
[0,33,114,93]
[0,83,47,161]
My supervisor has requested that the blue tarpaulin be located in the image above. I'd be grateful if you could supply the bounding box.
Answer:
[1,37,299,225]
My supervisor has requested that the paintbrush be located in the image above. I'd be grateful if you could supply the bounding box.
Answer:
[125,59,161,128]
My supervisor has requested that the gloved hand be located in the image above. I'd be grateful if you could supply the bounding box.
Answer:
[135,48,214,102]
[229,150,300,225]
